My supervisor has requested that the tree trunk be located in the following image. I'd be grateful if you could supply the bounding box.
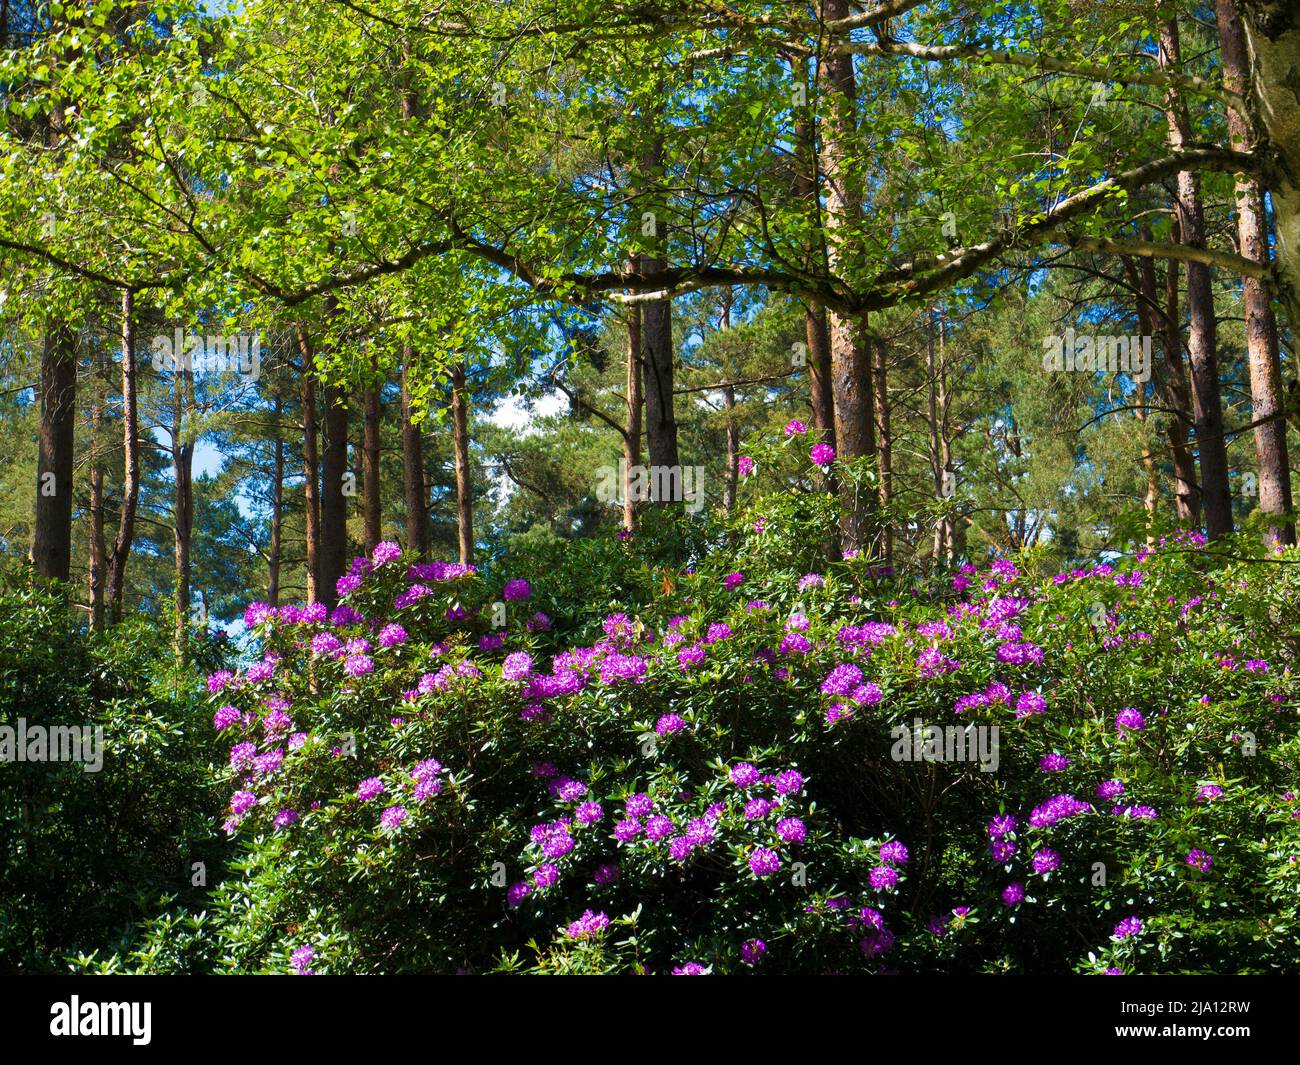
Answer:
[623,298,643,530]
[400,350,430,559]
[1218,0,1294,545]
[806,306,836,448]
[296,325,321,604]
[319,383,349,607]
[819,0,877,551]
[451,359,474,564]
[1160,19,1233,539]
[107,290,139,621]
[1238,1,1300,333]
[87,349,106,632]
[1126,260,1163,542]
[172,364,194,656]
[363,356,383,553]
[723,384,739,517]
[32,324,77,582]
[794,59,837,451]
[873,333,893,566]
[268,390,284,605]
[639,133,680,492]
[1151,245,1201,526]
[926,312,945,566]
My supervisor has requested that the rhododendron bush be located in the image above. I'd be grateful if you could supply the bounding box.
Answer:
[79,500,1300,975]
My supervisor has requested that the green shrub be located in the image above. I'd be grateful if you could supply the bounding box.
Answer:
[0,568,234,972]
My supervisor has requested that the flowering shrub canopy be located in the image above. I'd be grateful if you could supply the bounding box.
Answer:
[113,517,1298,976]
[71,442,1300,976]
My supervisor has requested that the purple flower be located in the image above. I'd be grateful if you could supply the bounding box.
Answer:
[502,578,531,601]
[1039,752,1070,772]
[773,770,804,796]
[502,651,533,681]
[1029,794,1091,829]
[810,443,835,466]
[1195,784,1223,802]
[777,817,807,845]
[564,910,610,939]
[1015,691,1047,718]
[723,572,744,591]
[987,815,1016,839]
[1031,848,1060,875]
[672,962,708,975]
[784,419,808,436]
[213,705,241,732]
[336,574,363,598]
[507,881,531,908]
[749,847,781,877]
[230,790,257,816]
[645,815,674,842]
[599,652,648,686]
[594,863,621,885]
[206,670,235,694]
[880,840,909,866]
[678,643,706,670]
[263,709,292,738]
[230,741,257,772]
[290,945,315,975]
[684,818,715,847]
[655,713,686,736]
[1097,779,1125,800]
[378,623,408,648]
[741,938,767,965]
[413,775,444,801]
[367,541,399,567]
[343,654,374,677]
[705,622,732,644]
[917,647,960,677]
[1112,916,1143,940]
[779,632,812,655]
[576,801,604,826]
[668,836,695,862]
[738,455,755,477]
[1116,707,1146,733]
[533,864,560,890]
[624,793,653,818]
[1002,882,1025,907]
[997,641,1043,667]
[244,602,274,628]
[358,777,385,802]
[1186,848,1213,872]
[729,762,761,788]
[614,818,642,842]
[311,632,343,656]
[821,662,864,697]
[869,865,899,891]
[860,926,895,957]
[380,805,408,831]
